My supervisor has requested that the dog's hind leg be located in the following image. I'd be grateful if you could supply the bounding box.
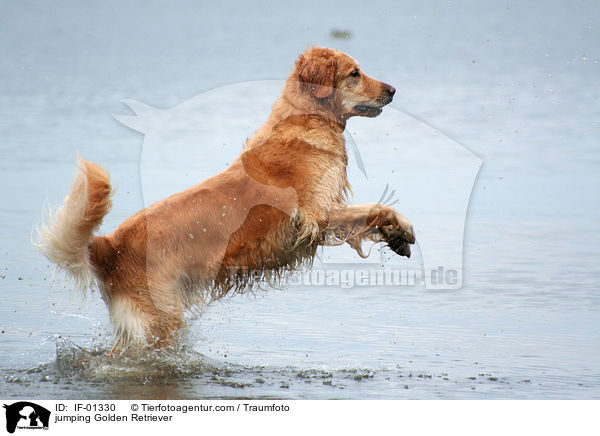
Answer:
[144,272,187,349]
[105,271,186,355]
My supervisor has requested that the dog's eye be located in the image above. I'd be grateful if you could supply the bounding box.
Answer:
[349,69,360,78]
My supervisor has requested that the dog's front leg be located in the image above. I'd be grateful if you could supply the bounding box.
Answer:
[326,203,415,258]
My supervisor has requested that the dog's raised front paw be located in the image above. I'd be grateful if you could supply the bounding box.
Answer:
[370,206,415,258]
[381,227,414,258]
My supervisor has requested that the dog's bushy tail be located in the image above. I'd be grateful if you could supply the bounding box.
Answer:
[36,157,113,292]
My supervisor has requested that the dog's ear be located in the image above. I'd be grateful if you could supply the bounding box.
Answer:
[296,51,337,99]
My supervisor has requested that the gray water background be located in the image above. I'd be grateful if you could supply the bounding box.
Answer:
[0,0,599,399]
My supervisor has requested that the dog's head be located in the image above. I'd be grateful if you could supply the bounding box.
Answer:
[293,47,395,120]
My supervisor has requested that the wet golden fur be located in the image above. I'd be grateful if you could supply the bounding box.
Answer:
[37,47,415,353]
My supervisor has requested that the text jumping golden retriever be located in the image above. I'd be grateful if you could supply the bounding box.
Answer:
[37,47,415,353]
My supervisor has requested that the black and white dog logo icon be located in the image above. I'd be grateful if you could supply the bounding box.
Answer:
[3,402,50,434]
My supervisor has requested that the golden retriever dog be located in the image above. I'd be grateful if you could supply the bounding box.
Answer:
[37,47,415,354]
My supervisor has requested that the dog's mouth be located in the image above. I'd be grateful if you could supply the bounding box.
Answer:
[353,104,384,117]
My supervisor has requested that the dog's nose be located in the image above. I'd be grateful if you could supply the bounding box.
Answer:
[387,85,396,96]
